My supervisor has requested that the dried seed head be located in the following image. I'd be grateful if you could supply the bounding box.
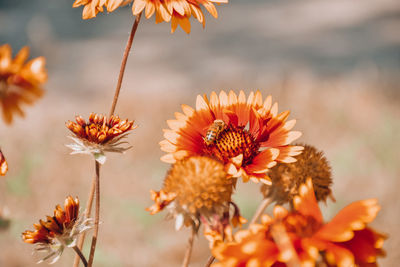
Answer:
[148,156,235,230]
[261,144,333,205]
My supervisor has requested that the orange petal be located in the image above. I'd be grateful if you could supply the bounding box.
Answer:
[293,178,323,223]
[314,199,380,242]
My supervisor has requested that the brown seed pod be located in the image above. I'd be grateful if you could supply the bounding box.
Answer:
[261,144,334,205]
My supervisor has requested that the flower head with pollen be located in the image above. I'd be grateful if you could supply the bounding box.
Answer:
[0,149,8,176]
[261,143,334,205]
[147,156,245,234]
[22,196,93,264]
[212,178,387,267]
[73,0,228,34]
[0,44,47,124]
[66,113,137,164]
[160,90,303,184]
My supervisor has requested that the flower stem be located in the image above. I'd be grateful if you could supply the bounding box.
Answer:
[109,13,142,116]
[87,161,100,267]
[182,226,196,267]
[249,197,273,225]
[73,175,96,267]
[72,245,88,267]
[205,255,215,267]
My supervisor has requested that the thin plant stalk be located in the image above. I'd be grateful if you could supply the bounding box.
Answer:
[73,175,96,267]
[205,255,215,267]
[182,227,196,267]
[249,197,273,225]
[109,13,142,116]
[72,245,88,267]
[87,161,100,267]
[76,13,142,267]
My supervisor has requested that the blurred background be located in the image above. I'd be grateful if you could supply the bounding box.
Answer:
[0,0,399,266]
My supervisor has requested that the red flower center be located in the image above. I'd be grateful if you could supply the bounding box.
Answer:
[208,126,260,166]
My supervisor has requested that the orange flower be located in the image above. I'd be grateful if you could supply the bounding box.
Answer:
[131,0,228,33]
[73,0,228,34]
[147,156,245,234]
[0,44,47,124]
[66,113,137,164]
[0,149,7,176]
[22,196,93,264]
[212,179,386,267]
[72,0,131,19]
[160,90,303,184]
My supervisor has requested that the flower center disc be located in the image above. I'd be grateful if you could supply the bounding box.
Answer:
[212,126,259,166]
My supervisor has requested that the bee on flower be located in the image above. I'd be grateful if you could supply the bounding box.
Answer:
[73,0,228,34]
[160,90,303,184]
[0,44,47,124]
[211,178,387,267]
[66,113,137,164]
[22,196,93,264]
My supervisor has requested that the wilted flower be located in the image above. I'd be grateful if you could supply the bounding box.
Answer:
[66,113,137,164]
[147,156,245,234]
[73,0,228,34]
[22,196,93,264]
[0,149,7,176]
[212,178,386,267]
[160,90,303,184]
[261,144,334,205]
[0,44,47,124]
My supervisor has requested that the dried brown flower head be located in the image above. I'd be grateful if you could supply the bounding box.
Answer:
[261,144,333,205]
[147,156,244,233]
[0,44,47,124]
[66,113,137,164]
[22,196,93,264]
[0,149,7,176]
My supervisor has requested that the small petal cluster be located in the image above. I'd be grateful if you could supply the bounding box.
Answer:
[66,113,137,164]
[261,144,334,205]
[132,0,228,33]
[0,44,47,124]
[73,0,131,19]
[160,90,303,184]
[0,149,7,176]
[147,156,243,232]
[73,0,228,34]
[212,179,386,267]
[22,196,93,264]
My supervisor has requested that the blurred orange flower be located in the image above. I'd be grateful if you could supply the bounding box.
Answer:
[212,179,386,267]
[66,113,137,164]
[0,149,7,176]
[160,90,303,184]
[0,44,47,124]
[73,0,228,34]
[22,196,93,264]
